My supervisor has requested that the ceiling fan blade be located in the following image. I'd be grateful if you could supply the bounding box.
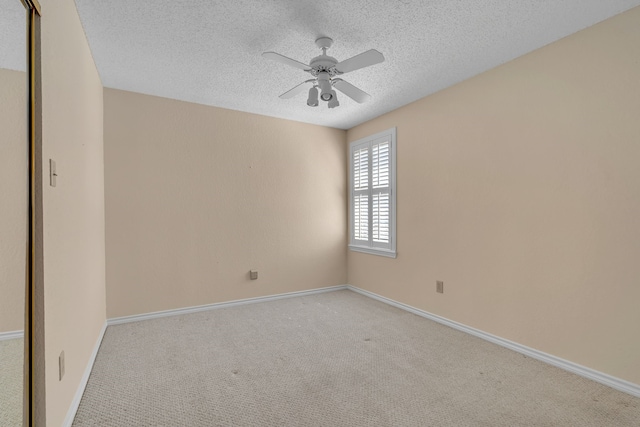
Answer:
[332,79,371,103]
[334,49,384,74]
[262,52,311,71]
[279,79,316,99]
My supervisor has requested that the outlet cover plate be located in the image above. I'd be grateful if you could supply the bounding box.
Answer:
[59,350,65,380]
[50,159,57,187]
[436,281,444,294]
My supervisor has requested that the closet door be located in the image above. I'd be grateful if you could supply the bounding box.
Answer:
[1,1,41,425]
[0,1,29,425]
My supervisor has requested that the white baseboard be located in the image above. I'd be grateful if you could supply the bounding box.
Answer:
[347,285,640,398]
[62,322,108,427]
[107,285,349,326]
[0,330,24,341]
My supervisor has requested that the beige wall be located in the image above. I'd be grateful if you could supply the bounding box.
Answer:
[0,68,27,334]
[104,89,347,318]
[40,0,106,425]
[347,7,640,385]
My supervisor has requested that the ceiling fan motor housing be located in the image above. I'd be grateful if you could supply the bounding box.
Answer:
[309,55,339,77]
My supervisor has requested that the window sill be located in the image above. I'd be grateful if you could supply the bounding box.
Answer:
[349,245,397,258]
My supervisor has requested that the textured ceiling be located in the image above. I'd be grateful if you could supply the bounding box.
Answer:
[0,0,27,72]
[20,1,640,129]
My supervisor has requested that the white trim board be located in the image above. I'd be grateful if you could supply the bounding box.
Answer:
[347,285,640,398]
[0,330,24,341]
[62,322,107,427]
[107,285,349,326]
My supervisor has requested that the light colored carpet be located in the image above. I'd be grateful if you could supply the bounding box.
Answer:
[0,338,23,427]
[73,290,639,426]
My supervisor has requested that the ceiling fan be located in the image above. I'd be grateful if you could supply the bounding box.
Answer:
[262,37,384,108]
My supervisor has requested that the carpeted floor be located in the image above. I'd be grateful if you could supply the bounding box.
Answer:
[73,290,639,426]
[0,337,23,427]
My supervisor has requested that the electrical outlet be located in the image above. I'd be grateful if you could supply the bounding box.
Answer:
[250,270,258,280]
[436,281,444,294]
[59,351,65,381]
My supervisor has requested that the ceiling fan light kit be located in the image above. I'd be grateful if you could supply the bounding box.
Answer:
[262,37,384,109]
[328,90,339,108]
[307,86,319,107]
[317,73,333,101]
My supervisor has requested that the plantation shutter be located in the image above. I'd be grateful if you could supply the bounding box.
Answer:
[371,140,390,248]
[352,146,369,242]
[350,133,394,253]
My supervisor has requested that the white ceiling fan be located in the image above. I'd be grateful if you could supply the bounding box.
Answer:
[262,37,385,108]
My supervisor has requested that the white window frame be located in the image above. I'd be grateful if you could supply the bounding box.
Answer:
[348,127,397,258]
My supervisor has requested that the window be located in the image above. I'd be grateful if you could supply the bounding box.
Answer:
[349,127,396,258]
